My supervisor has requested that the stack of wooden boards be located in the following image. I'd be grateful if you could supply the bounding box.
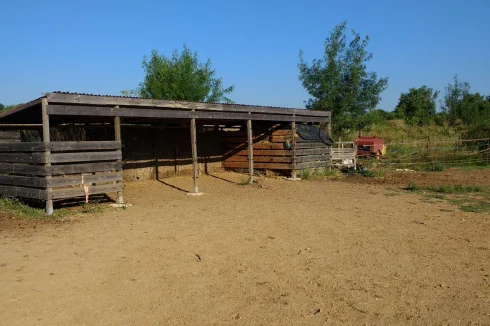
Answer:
[222,128,331,171]
[0,141,122,200]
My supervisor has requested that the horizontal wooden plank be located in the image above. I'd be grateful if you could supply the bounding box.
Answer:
[295,142,328,149]
[0,142,46,152]
[48,105,330,123]
[50,150,122,163]
[50,141,121,152]
[223,162,293,170]
[225,149,294,156]
[48,173,122,188]
[297,161,329,169]
[272,130,293,136]
[295,148,330,156]
[0,184,46,200]
[222,142,287,150]
[50,183,123,200]
[0,163,47,176]
[0,175,47,188]
[47,93,332,117]
[295,155,331,163]
[271,135,297,143]
[49,162,122,175]
[224,156,293,163]
[0,152,45,164]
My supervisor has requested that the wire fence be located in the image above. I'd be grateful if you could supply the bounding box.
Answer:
[366,138,490,169]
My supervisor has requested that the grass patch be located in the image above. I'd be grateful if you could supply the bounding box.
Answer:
[426,185,483,193]
[384,192,399,197]
[0,197,69,220]
[405,182,420,191]
[404,184,489,213]
[427,163,445,172]
[440,209,455,212]
[299,168,338,180]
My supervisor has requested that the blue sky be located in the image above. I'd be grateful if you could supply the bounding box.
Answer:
[1,0,489,111]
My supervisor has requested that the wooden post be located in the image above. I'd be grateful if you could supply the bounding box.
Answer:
[42,98,53,215]
[291,119,297,178]
[326,120,332,171]
[114,115,124,204]
[247,118,254,184]
[190,116,199,193]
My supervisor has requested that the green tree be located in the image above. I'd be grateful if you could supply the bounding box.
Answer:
[441,75,470,124]
[0,103,4,111]
[125,44,235,103]
[395,86,438,125]
[298,21,388,137]
[442,75,490,125]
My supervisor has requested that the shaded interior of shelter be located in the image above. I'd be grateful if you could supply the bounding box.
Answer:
[4,116,293,181]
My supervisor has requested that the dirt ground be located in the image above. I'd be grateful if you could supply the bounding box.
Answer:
[1,170,490,325]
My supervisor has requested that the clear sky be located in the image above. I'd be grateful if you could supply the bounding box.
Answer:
[1,0,489,110]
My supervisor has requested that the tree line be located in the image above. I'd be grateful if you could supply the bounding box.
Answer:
[2,21,488,140]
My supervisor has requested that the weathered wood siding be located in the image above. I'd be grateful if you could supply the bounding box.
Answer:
[0,141,122,200]
[222,126,331,171]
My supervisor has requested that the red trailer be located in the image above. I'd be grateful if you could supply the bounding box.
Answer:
[356,136,387,158]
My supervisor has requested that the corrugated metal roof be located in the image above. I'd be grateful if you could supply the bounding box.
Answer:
[51,91,302,110]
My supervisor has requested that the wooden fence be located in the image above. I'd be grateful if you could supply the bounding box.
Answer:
[0,141,122,201]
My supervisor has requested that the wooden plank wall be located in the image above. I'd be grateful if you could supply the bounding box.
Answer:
[222,127,332,170]
[0,141,122,200]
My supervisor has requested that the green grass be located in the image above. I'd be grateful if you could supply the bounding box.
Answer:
[299,168,338,180]
[0,197,69,220]
[403,183,489,213]
[0,197,109,220]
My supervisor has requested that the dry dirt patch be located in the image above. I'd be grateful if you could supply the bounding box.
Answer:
[0,172,489,325]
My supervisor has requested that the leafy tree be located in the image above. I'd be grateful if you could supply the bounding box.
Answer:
[125,44,235,103]
[395,86,438,125]
[298,21,388,137]
[0,103,4,111]
[442,75,490,125]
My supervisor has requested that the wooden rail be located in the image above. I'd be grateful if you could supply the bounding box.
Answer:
[222,127,331,171]
[0,141,123,201]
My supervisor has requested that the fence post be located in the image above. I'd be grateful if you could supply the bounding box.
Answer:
[42,98,53,215]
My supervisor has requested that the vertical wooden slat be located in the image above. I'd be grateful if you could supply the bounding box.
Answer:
[42,98,53,215]
[114,115,124,203]
[247,118,253,184]
[190,116,199,193]
[326,121,332,171]
[291,119,297,178]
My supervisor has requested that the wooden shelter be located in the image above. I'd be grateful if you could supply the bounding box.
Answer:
[0,92,331,214]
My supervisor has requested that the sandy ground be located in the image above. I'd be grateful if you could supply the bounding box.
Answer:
[1,171,490,325]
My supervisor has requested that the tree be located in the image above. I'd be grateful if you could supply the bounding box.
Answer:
[125,44,235,103]
[298,22,388,137]
[442,75,490,125]
[395,86,438,126]
[0,103,4,111]
[441,75,470,124]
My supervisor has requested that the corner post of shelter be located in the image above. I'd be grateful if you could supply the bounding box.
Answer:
[291,119,298,179]
[114,113,124,204]
[326,119,332,170]
[189,111,200,194]
[247,116,254,184]
[41,98,53,215]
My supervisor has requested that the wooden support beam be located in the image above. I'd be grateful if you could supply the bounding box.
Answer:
[42,98,53,215]
[190,116,199,194]
[247,118,253,184]
[326,121,332,170]
[291,120,298,178]
[47,104,330,123]
[114,115,124,204]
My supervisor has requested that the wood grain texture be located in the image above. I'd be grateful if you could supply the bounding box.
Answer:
[0,184,46,199]
[50,183,123,200]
